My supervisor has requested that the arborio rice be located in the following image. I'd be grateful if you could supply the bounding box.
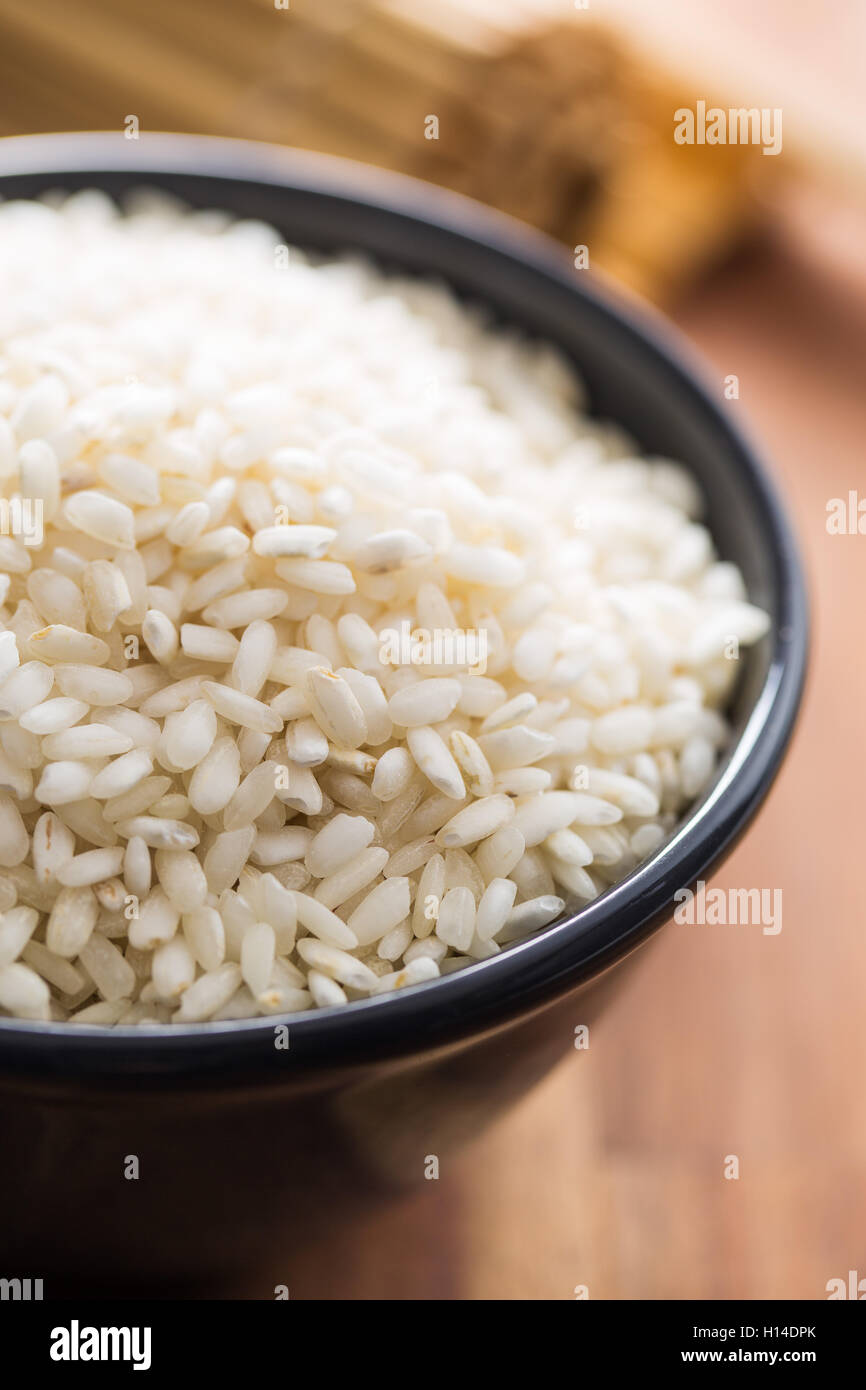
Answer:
[0,190,769,1025]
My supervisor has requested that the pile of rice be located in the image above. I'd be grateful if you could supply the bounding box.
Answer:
[0,190,769,1025]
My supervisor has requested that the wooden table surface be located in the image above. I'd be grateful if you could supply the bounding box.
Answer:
[259,226,866,1301]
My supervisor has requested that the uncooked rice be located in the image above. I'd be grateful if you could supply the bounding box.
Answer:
[0,189,770,1025]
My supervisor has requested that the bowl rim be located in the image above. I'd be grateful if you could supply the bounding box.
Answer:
[0,132,808,1081]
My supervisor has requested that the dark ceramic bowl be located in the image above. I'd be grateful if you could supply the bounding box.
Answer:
[0,134,807,1295]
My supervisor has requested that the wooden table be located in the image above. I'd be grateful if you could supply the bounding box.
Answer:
[251,227,866,1301]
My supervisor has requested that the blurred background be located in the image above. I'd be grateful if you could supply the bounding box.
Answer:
[1,0,864,1298]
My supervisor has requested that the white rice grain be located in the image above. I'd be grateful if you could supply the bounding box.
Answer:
[152,937,196,1001]
[305,813,375,878]
[0,795,30,867]
[46,885,99,958]
[407,725,465,800]
[88,748,154,800]
[305,667,367,749]
[19,697,90,735]
[201,681,282,734]
[347,876,411,947]
[313,846,390,911]
[32,811,76,883]
[387,678,461,728]
[56,847,125,887]
[292,892,359,949]
[0,661,55,719]
[175,964,243,1022]
[0,905,40,967]
[0,195,766,1024]
[475,878,519,942]
[497,894,566,943]
[435,886,476,952]
[436,794,515,849]
[0,961,51,1019]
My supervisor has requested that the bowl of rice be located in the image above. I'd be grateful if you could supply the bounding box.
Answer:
[0,134,806,1290]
